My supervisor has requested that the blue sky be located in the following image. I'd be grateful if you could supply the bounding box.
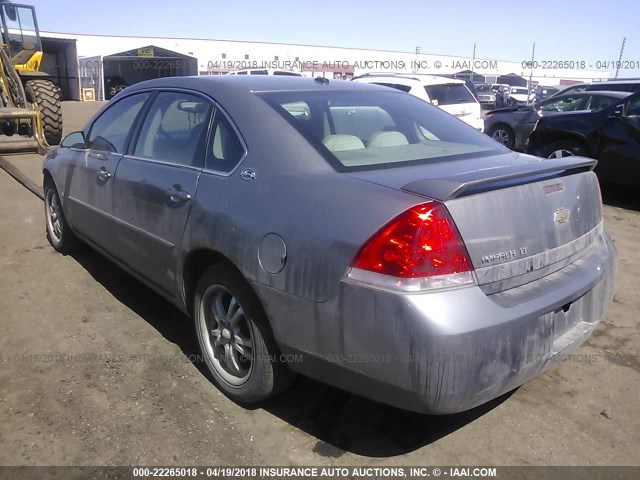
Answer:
[30,0,640,76]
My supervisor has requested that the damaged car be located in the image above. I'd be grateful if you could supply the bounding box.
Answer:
[43,76,616,413]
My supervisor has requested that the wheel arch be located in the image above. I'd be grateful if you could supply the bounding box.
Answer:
[544,134,592,156]
[181,248,252,317]
[43,167,55,189]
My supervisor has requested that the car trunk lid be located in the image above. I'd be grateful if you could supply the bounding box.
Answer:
[348,152,602,293]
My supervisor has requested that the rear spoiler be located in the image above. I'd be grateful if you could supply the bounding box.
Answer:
[401,156,597,201]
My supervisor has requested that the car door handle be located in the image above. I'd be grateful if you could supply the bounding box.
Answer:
[89,152,107,160]
[96,168,112,182]
[166,188,192,203]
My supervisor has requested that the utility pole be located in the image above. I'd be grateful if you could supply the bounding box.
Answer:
[615,38,626,79]
[471,43,476,83]
[527,42,536,105]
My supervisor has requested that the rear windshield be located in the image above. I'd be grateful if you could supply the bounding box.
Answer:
[259,90,504,171]
[475,85,492,93]
[424,84,476,105]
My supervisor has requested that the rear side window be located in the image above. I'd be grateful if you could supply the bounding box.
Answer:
[87,92,150,153]
[134,91,212,167]
[206,111,245,172]
[424,84,476,105]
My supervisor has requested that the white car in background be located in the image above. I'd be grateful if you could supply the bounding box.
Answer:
[352,73,484,131]
[508,86,530,106]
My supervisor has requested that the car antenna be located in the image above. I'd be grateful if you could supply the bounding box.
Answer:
[314,77,329,85]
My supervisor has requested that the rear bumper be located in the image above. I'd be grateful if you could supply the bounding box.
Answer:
[257,231,616,414]
[479,101,496,109]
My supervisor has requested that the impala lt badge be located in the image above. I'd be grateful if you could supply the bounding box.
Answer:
[554,208,571,224]
[544,183,564,194]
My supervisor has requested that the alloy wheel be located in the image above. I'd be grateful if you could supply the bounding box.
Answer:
[198,284,254,386]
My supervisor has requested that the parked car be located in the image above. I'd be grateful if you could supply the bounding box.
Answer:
[43,76,616,414]
[485,91,631,150]
[551,79,640,98]
[532,86,560,103]
[527,91,640,186]
[507,87,530,106]
[352,73,484,131]
[475,83,497,109]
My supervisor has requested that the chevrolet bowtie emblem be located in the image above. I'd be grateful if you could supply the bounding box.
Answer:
[554,208,571,224]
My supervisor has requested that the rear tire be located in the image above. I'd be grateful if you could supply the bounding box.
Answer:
[543,140,588,159]
[25,79,63,146]
[194,264,294,404]
[44,182,79,254]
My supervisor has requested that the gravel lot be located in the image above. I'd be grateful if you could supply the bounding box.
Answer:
[0,102,638,466]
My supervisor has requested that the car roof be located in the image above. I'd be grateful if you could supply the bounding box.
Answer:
[592,79,640,85]
[578,90,633,98]
[352,73,465,86]
[125,75,395,95]
[549,90,632,99]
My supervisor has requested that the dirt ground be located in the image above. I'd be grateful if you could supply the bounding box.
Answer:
[0,102,638,466]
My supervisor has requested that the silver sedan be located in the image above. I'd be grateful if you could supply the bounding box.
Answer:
[43,76,616,413]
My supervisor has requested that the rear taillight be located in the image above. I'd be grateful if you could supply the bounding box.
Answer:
[347,202,476,292]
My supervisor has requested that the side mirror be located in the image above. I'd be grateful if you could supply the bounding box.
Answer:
[610,104,625,118]
[61,131,86,149]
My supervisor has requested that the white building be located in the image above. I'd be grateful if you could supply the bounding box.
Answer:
[40,31,610,101]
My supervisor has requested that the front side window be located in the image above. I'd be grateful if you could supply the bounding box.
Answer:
[626,97,640,116]
[424,84,476,105]
[134,91,212,167]
[539,95,586,112]
[87,92,150,153]
[260,90,503,170]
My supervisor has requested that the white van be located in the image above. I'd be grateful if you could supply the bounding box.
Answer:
[352,73,484,131]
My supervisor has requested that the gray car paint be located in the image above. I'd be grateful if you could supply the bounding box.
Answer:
[43,75,617,413]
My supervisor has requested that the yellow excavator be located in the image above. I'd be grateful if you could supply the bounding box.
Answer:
[0,0,62,154]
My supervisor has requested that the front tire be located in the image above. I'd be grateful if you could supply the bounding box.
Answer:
[194,265,294,403]
[488,124,515,149]
[25,79,63,146]
[543,140,588,159]
[44,183,79,254]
